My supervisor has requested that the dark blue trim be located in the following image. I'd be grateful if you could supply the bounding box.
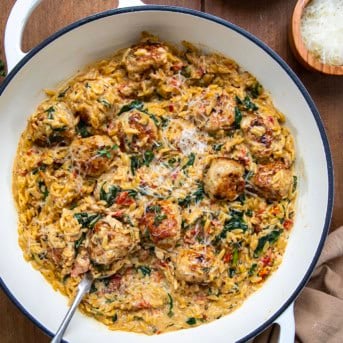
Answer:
[0,5,333,342]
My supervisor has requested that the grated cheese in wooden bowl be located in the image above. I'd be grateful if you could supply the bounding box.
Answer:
[300,0,343,66]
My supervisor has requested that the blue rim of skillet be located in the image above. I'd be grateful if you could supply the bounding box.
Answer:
[0,5,334,343]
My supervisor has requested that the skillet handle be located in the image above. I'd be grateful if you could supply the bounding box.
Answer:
[4,0,42,73]
[118,0,145,7]
[274,303,295,343]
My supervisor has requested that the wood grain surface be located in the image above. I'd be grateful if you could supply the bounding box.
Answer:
[0,0,342,342]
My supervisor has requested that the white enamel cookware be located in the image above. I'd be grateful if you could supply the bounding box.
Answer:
[0,0,333,342]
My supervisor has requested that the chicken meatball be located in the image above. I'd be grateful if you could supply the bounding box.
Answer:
[175,245,222,283]
[122,43,170,75]
[204,158,245,201]
[28,101,76,146]
[70,135,116,176]
[88,215,140,265]
[112,110,158,153]
[65,73,117,129]
[141,201,181,249]
[187,86,235,134]
[252,161,293,201]
[241,114,284,160]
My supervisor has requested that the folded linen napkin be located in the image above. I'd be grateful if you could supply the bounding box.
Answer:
[254,226,343,343]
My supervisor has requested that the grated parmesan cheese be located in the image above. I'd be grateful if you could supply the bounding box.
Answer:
[300,0,343,66]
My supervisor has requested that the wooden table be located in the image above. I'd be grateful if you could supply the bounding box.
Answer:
[0,1,342,342]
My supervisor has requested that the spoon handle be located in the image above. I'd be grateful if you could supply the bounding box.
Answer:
[51,274,92,343]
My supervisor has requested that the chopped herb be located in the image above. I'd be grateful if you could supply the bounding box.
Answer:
[97,145,117,158]
[235,95,243,105]
[167,293,174,317]
[143,150,154,166]
[232,245,239,266]
[160,116,170,128]
[234,107,242,128]
[186,317,196,325]
[181,65,191,78]
[74,212,103,229]
[38,180,49,200]
[85,82,91,88]
[118,100,144,115]
[138,266,151,277]
[228,268,236,278]
[254,229,283,258]
[247,82,263,98]
[292,176,297,192]
[112,314,118,322]
[213,143,223,151]
[0,60,6,77]
[97,98,112,108]
[32,164,47,175]
[127,189,138,198]
[147,205,161,213]
[45,106,55,119]
[168,157,177,166]
[130,155,141,175]
[182,153,195,169]
[52,126,67,132]
[100,183,121,206]
[57,86,70,98]
[154,213,167,226]
[246,209,253,217]
[76,120,91,138]
[248,263,258,276]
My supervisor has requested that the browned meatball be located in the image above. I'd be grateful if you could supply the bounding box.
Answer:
[70,135,116,176]
[112,110,158,153]
[88,215,140,265]
[204,158,245,201]
[241,114,283,160]
[28,101,76,146]
[187,86,235,133]
[122,43,170,74]
[252,162,293,201]
[175,245,222,283]
[141,201,181,249]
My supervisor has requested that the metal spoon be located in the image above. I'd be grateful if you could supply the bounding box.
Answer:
[51,272,93,343]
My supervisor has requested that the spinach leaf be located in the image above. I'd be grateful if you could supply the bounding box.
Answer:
[137,266,151,277]
[32,164,47,175]
[178,195,192,207]
[75,232,87,250]
[112,314,118,322]
[182,153,195,169]
[130,155,142,175]
[254,229,283,258]
[38,180,49,200]
[143,150,154,166]
[45,106,55,120]
[292,176,298,192]
[248,263,258,276]
[118,100,144,115]
[232,245,239,266]
[76,120,91,138]
[0,60,6,77]
[57,87,70,98]
[228,267,236,278]
[100,183,121,206]
[178,182,205,207]
[247,82,263,98]
[186,317,196,325]
[243,96,258,111]
[234,107,242,128]
[167,293,174,317]
[97,98,112,108]
[217,210,248,240]
[212,143,223,151]
[74,212,103,229]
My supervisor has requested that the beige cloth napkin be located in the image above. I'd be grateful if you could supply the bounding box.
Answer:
[254,226,343,343]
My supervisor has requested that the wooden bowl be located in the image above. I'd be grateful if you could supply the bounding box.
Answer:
[289,0,343,75]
